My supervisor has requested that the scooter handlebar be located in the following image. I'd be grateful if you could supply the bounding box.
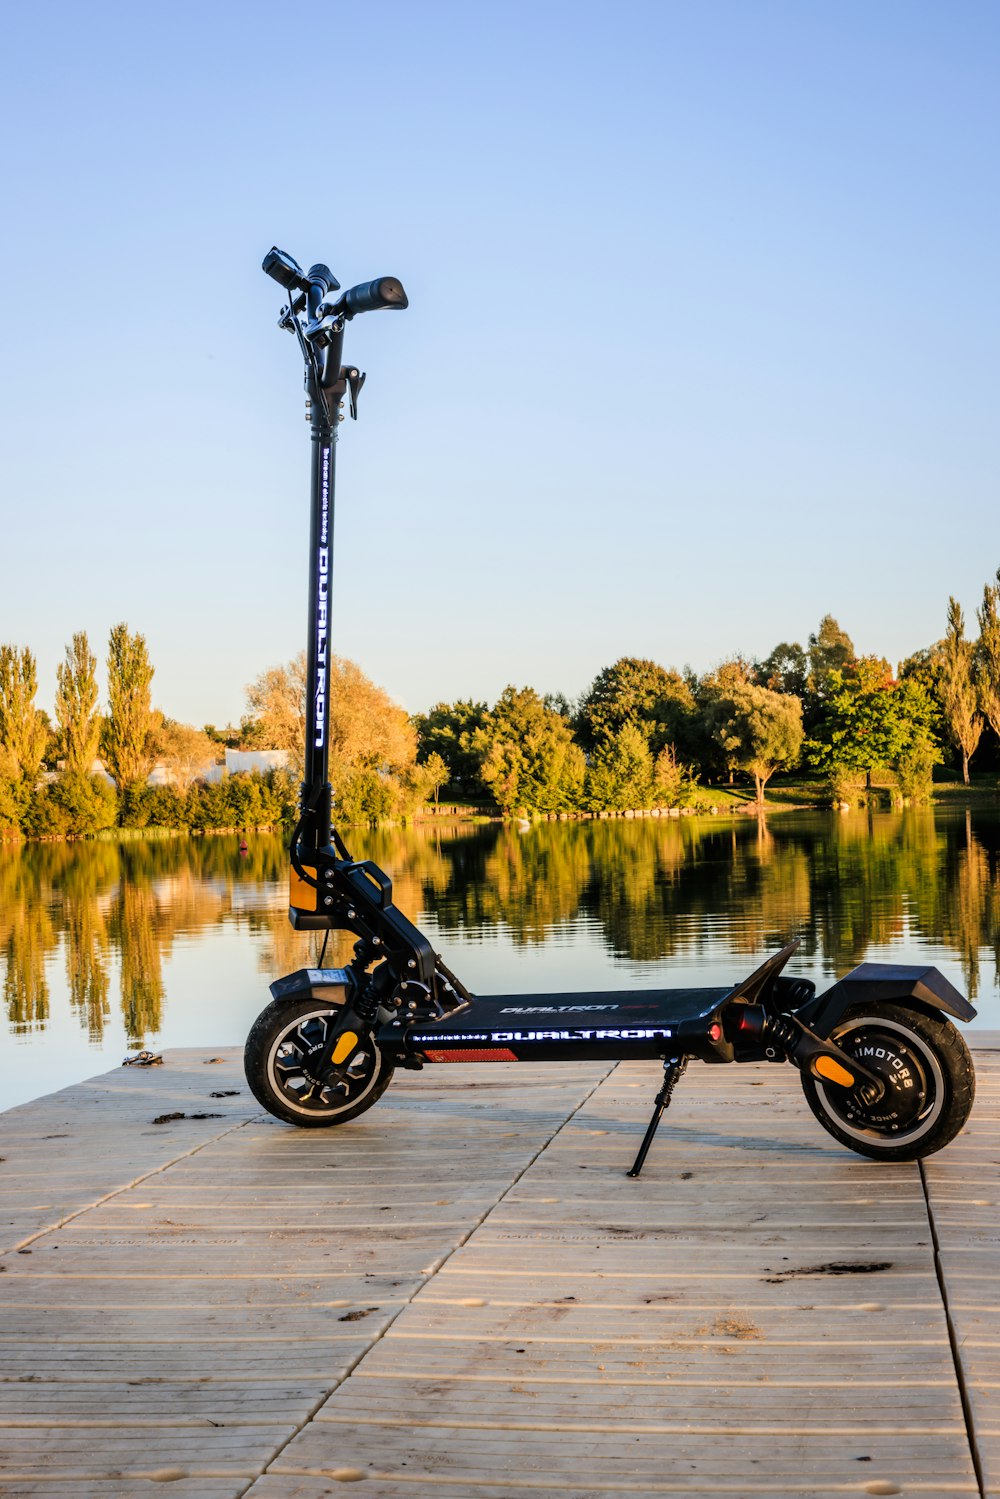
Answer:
[341,277,409,316]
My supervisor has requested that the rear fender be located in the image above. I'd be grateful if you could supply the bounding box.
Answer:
[796,962,975,1034]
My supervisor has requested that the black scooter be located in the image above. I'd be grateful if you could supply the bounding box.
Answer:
[244,247,976,1174]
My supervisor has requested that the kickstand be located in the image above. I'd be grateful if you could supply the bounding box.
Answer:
[627,1057,688,1178]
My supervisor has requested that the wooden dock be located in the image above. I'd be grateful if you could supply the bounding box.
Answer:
[1,1036,998,1498]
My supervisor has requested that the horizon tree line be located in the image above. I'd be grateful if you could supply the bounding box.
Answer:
[1,573,999,836]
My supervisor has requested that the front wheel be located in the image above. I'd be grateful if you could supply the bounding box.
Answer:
[801,1004,975,1161]
[244,997,394,1128]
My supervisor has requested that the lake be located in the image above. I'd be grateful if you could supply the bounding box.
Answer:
[2,806,998,1110]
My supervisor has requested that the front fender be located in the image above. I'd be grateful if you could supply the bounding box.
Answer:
[797,961,976,1034]
[268,967,355,1004]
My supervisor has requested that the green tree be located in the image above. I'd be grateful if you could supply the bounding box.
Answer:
[29,774,118,837]
[652,743,699,808]
[0,645,48,786]
[712,683,803,804]
[576,657,696,755]
[808,657,942,795]
[422,751,449,807]
[476,686,586,814]
[807,615,855,709]
[899,645,945,702]
[976,570,1000,746]
[694,659,755,781]
[102,624,156,795]
[0,777,23,834]
[55,632,101,776]
[413,699,489,797]
[585,721,656,810]
[939,598,982,784]
[758,641,808,698]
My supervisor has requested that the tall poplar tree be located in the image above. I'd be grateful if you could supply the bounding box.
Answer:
[939,598,982,785]
[976,571,1000,744]
[55,632,101,776]
[102,624,156,790]
[0,645,48,784]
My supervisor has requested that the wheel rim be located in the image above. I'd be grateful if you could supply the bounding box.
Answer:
[265,1008,383,1119]
[813,1014,945,1148]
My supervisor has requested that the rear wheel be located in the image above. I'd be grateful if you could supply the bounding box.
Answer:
[800,1004,975,1161]
[244,997,394,1128]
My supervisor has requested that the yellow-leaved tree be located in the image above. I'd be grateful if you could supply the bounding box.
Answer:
[243,652,431,822]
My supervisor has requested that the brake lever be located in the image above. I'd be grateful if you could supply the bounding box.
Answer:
[346,368,366,420]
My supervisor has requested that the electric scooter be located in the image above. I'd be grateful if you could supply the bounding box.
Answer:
[244,246,977,1174]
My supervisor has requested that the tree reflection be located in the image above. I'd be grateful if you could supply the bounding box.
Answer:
[61,841,116,1039]
[2,807,999,1044]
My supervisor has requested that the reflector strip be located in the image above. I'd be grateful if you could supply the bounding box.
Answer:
[814,1054,857,1087]
[289,865,318,913]
[423,1048,519,1063]
[332,1031,359,1064]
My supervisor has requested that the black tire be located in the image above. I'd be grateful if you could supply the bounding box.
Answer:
[244,996,394,1128]
[801,1004,975,1161]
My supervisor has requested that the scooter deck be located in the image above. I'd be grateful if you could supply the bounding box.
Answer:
[396,988,735,1064]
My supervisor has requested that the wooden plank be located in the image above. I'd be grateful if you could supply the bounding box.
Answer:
[922,1043,1000,1497]
[3,1042,993,1496]
[0,1047,255,1254]
[0,1054,609,1491]
[244,1056,978,1497]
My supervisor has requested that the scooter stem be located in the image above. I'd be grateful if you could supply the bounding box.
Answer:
[301,431,335,854]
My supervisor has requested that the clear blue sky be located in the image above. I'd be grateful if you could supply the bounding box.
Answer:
[1,1,998,728]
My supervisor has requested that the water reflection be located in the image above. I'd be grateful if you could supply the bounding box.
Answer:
[2,808,1000,1051]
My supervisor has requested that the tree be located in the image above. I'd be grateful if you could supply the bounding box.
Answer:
[0,645,48,785]
[55,632,101,776]
[939,598,982,784]
[808,657,942,795]
[585,722,655,811]
[898,646,944,701]
[244,652,307,754]
[327,657,416,775]
[422,751,449,807]
[576,657,696,755]
[712,683,803,804]
[242,652,424,823]
[652,743,699,808]
[694,659,755,781]
[102,624,156,792]
[476,686,585,814]
[157,720,219,789]
[31,773,118,836]
[413,699,489,797]
[758,641,808,698]
[807,615,855,706]
[976,570,1000,745]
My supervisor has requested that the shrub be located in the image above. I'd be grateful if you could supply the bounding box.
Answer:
[51,773,118,834]
[0,777,25,834]
[25,787,73,837]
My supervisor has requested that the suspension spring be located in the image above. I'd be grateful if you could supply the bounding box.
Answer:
[761,1014,801,1056]
[353,981,383,1025]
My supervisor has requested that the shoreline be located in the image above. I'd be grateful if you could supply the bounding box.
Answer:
[2,780,998,845]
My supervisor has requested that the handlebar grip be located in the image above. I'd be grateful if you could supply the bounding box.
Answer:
[306,263,340,299]
[343,277,409,316]
[306,263,341,321]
